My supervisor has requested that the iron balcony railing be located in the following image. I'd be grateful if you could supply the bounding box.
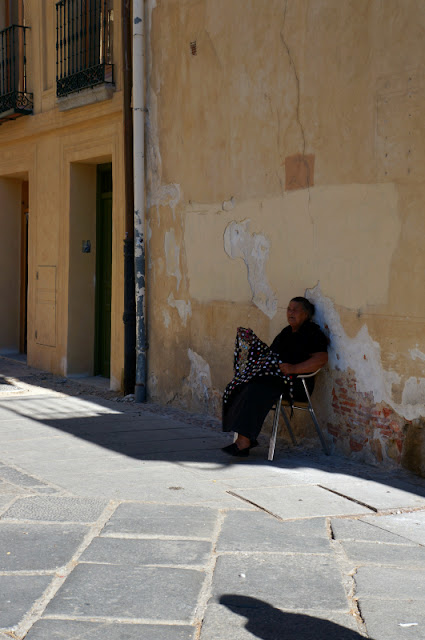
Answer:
[56,0,114,98]
[0,25,33,118]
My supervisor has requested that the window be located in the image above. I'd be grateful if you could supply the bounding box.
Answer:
[0,0,32,119]
[56,0,114,97]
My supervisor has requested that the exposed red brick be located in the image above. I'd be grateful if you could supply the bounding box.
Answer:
[350,438,364,452]
[327,426,340,438]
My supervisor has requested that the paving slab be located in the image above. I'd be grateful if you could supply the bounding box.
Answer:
[355,566,425,600]
[360,512,425,546]
[9,453,151,478]
[0,574,52,628]
[102,504,219,538]
[0,495,14,511]
[79,426,212,445]
[216,511,332,553]
[0,523,89,570]
[213,474,314,489]
[211,554,349,610]
[341,540,425,567]
[45,564,205,620]
[1,495,109,522]
[0,395,121,420]
[80,537,212,566]
[25,620,196,639]
[0,439,115,466]
[0,423,58,442]
[331,517,417,544]
[359,600,425,640]
[200,602,364,640]
[229,485,373,519]
[57,473,243,505]
[0,466,48,488]
[320,478,425,510]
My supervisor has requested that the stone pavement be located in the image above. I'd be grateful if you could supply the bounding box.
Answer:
[0,356,425,639]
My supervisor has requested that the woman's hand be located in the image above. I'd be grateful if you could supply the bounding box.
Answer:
[279,352,328,376]
[279,363,296,375]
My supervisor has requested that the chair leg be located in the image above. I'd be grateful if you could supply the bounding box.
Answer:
[268,395,282,461]
[302,380,330,455]
[280,405,297,446]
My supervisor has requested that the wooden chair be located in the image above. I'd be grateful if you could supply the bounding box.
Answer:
[268,369,330,460]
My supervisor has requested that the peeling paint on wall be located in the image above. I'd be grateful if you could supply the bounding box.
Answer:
[164,229,182,290]
[185,349,212,410]
[167,293,192,326]
[307,283,425,421]
[402,377,425,406]
[410,348,425,362]
[222,196,235,211]
[146,90,181,220]
[224,219,277,319]
[162,309,171,328]
[146,219,153,270]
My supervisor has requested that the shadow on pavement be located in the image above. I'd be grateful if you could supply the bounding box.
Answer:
[219,595,369,639]
[1,360,425,500]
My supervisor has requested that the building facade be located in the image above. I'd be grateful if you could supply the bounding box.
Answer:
[144,0,425,475]
[1,1,425,475]
[0,0,126,389]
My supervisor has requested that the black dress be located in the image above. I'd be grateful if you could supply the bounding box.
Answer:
[222,321,328,441]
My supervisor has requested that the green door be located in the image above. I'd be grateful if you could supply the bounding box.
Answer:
[94,163,112,377]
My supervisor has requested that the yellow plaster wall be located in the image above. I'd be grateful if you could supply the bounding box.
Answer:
[146,0,425,449]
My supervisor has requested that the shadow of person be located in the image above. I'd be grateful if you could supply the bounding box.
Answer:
[219,595,368,639]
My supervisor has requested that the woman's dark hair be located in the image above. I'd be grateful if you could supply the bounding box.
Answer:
[291,296,315,320]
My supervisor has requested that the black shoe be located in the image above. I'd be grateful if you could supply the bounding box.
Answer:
[221,443,250,457]
[250,439,259,449]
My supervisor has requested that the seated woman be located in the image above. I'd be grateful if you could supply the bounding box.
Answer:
[222,297,328,457]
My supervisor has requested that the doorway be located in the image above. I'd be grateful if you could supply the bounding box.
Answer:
[19,180,28,354]
[94,163,112,377]
[0,176,25,356]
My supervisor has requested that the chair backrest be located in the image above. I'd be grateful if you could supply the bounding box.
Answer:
[297,368,322,380]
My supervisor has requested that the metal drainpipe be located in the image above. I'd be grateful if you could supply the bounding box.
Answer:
[122,0,136,397]
[132,0,147,402]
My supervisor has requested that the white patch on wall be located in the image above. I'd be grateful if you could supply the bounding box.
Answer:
[148,372,158,399]
[147,220,153,270]
[224,219,277,319]
[146,90,181,220]
[402,377,425,406]
[222,197,235,211]
[164,229,181,290]
[168,293,192,326]
[410,348,425,362]
[307,283,425,420]
[186,349,212,408]
[162,309,171,328]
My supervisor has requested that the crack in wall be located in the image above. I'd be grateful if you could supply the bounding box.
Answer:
[281,0,306,159]
[280,0,314,225]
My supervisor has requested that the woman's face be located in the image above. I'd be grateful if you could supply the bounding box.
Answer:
[287,301,309,331]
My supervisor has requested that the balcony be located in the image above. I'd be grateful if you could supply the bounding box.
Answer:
[56,0,114,98]
[0,25,33,122]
